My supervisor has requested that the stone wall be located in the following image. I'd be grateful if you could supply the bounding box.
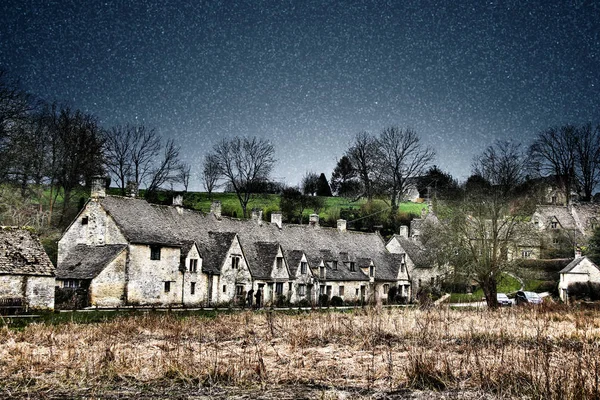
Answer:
[0,275,54,310]
[127,244,183,306]
[216,236,252,304]
[90,249,127,307]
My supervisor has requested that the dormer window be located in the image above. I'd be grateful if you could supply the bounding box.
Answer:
[332,261,338,270]
[369,266,374,277]
[81,216,88,225]
[320,266,325,279]
[349,262,355,272]
[150,245,161,260]
[551,221,558,229]
[276,257,283,269]
[232,256,240,269]
[189,259,198,273]
[300,261,307,274]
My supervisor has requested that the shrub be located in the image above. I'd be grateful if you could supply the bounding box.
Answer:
[330,296,344,307]
[567,281,600,301]
[318,294,330,307]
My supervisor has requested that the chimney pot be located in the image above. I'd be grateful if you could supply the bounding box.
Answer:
[271,212,282,229]
[211,201,222,219]
[309,214,319,226]
[399,225,409,238]
[337,219,347,232]
[91,176,106,199]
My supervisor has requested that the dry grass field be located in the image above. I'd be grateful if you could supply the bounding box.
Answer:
[1,305,600,399]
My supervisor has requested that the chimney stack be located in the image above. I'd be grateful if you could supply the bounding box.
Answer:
[126,181,139,198]
[251,208,263,225]
[337,219,347,232]
[210,201,222,219]
[91,176,106,199]
[271,212,282,229]
[575,246,582,258]
[399,225,409,238]
[309,214,319,227]
[173,194,183,214]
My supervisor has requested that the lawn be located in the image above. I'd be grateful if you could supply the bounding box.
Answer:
[183,192,424,222]
[447,272,523,303]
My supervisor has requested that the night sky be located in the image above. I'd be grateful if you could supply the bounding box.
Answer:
[1,0,598,190]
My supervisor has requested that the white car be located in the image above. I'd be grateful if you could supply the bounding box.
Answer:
[496,293,513,306]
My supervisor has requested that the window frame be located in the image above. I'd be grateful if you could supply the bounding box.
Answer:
[150,245,161,261]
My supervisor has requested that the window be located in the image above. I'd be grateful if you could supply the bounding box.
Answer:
[81,216,88,225]
[401,263,406,273]
[349,262,355,272]
[223,285,227,293]
[231,256,240,269]
[320,267,325,279]
[189,259,198,272]
[300,261,307,274]
[383,284,389,294]
[236,285,244,296]
[332,261,338,270]
[431,277,435,285]
[276,257,283,269]
[338,285,344,296]
[275,282,283,295]
[369,266,374,277]
[164,281,171,293]
[326,285,332,296]
[64,279,79,288]
[150,245,161,260]
[551,221,558,229]
[355,288,359,296]
[298,284,306,296]
[288,282,292,291]
[521,250,531,258]
[190,282,196,295]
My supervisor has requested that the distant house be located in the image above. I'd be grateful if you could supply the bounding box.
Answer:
[558,256,600,303]
[0,227,55,310]
[57,178,409,308]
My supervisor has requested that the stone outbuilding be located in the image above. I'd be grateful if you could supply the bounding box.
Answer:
[558,256,600,303]
[0,227,55,310]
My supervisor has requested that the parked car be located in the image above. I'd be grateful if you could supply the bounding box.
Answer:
[496,293,512,306]
[515,291,543,305]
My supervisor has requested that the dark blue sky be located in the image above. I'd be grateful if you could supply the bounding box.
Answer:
[1,0,598,189]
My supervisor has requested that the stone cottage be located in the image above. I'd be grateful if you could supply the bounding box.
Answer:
[558,255,600,303]
[0,227,55,310]
[57,178,410,308]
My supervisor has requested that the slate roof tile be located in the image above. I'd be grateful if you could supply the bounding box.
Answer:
[0,227,54,276]
[56,244,126,279]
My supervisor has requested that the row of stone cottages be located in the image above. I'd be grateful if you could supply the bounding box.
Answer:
[52,180,446,308]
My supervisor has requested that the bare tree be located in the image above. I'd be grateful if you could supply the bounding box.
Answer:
[209,137,276,218]
[128,125,161,190]
[376,127,435,216]
[575,123,600,202]
[472,140,526,196]
[145,139,184,197]
[105,125,133,195]
[178,163,191,192]
[443,141,531,309]
[201,153,221,199]
[529,125,578,205]
[347,131,380,200]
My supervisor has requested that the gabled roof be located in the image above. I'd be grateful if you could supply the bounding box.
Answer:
[100,196,183,246]
[244,242,281,280]
[56,244,127,279]
[90,196,403,282]
[200,232,237,274]
[559,256,599,274]
[284,249,306,278]
[391,235,432,269]
[533,205,577,231]
[0,227,54,276]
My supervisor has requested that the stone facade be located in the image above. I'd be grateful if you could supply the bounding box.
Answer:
[0,227,55,310]
[558,257,600,303]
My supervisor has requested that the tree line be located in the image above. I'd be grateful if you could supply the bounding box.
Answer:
[0,70,189,229]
